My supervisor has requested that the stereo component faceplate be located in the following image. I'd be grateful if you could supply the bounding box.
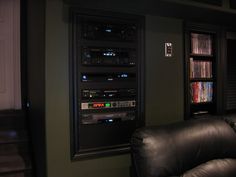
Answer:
[82,21,137,41]
[81,100,136,110]
[82,88,136,99]
[81,111,135,124]
[81,73,136,82]
[82,47,136,66]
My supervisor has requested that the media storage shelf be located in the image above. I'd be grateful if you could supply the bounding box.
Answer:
[190,78,214,81]
[191,102,213,105]
[190,54,214,57]
[185,23,218,118]
[70,9,144,159]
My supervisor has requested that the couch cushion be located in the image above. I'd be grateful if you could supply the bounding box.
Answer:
[182,158,236,177]
[131,118,236,177]
[224,114,236,132]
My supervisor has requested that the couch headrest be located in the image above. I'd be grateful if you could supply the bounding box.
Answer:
[131,118,236,177]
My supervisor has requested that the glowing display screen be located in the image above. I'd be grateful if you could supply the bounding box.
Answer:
[89,102,111,108]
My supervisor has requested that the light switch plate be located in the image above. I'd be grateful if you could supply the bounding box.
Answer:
[165,42,173,57]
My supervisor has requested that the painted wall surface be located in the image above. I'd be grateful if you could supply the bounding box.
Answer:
[145,15,184,125]
[45,0,183,177]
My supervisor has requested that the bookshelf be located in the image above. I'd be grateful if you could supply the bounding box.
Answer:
[185,23,219,119]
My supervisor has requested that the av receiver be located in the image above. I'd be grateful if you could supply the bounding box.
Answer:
[81,111,135,124]
[82,47,136,66]
[82,88,136,99]
[82,20,137,41]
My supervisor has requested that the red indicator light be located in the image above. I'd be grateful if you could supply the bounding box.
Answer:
[92,103,105,108]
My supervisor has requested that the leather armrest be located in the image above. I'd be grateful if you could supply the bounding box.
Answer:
[224,115,236,132]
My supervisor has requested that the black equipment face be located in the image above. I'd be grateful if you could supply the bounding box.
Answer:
[82,88,136,99]
[82,21,137,41]
[82,47,136,66]
[81,73,136,82]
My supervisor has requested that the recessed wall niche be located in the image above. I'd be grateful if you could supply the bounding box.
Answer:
[69,9,145,159]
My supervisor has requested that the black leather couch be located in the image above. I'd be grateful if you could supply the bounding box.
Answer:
[131,117,236,177]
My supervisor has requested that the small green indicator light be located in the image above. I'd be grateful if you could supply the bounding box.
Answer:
[105,103,111,107]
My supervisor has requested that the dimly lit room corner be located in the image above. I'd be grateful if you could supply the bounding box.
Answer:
[1,0,236,177]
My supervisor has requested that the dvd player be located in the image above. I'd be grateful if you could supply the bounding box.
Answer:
[81,73,136,82]
[82,88,136,99]
[81,111,135,124]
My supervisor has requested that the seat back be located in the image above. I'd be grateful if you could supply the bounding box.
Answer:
[131,118,236,177]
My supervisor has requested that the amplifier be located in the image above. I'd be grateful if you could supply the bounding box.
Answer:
[82,47,136,66]
[82,88,136,99]
[81,100,136,110]
[81,73,136,82]
[81,111,135,124]
[82,21,137,41]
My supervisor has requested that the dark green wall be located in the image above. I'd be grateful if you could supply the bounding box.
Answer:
[45,0,183,177]
[145,15,184,126]
[27,0,46,177]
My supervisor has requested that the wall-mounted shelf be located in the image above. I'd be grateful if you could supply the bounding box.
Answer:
[184,23,220,119]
